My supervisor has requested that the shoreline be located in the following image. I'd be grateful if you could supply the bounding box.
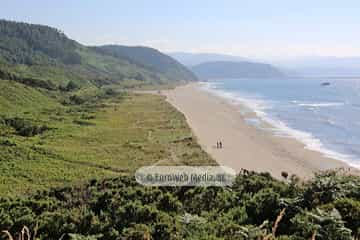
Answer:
[162,83,359,179]
[201,81,360,169]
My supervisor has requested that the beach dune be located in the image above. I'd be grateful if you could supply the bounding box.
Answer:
[163,83,358,179]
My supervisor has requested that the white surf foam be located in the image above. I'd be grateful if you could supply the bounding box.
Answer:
[199,81,270,117]
[298,102,344,107]
[199,82,360,169]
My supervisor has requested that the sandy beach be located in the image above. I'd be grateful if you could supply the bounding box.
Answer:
[162,83,359,179]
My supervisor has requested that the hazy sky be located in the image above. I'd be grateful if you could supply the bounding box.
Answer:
[2,0,360,58]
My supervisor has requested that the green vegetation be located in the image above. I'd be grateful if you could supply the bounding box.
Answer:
[1,19,359,240]
[0,80,59,114]
[1,80,359,239]
[0,19,196,89]
[1,171,359,240]
[0,20,81,65]
[0,81,213,196]
[93,45,197,82]
[0,19,200,198]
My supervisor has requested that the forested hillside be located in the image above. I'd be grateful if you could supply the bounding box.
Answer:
[0,20,81,65]
[0,19,196,89]
[93,45,197,82]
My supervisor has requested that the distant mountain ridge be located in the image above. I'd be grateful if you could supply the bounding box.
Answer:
[272,56,360,77]
[170,52,249,66]
[191,61,284,79]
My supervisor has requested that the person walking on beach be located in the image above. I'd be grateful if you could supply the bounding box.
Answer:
[219,141,222,149]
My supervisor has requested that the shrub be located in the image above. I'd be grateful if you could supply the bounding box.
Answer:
[0,171,359,239]
[69,95,86,105]
[245,188,280,225]
[105,88,117,96]
[334,198,360,238]
[65,81,80,91]
[281,171,289,179]
[122,224,151,240]
[4,117,49,137]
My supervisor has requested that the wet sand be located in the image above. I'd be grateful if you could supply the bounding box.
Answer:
[162,83,359,179]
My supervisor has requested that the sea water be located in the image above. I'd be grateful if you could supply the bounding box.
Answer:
[201,77,360,168]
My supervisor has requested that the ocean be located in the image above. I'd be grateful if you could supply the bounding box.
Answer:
[201,77,360,168]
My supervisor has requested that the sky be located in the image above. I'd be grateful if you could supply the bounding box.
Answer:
[1,0,360,59]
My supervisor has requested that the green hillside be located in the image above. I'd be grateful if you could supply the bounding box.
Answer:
[0,20,81,65]
[0,19,196,88]
[93,45,197,82]
[0,19,202,196]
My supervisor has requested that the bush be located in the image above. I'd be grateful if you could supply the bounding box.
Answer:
[245,188,280,225]
[65,80,80,91]
[334,198,360,238]
[122,224,151,240]
[105,88,117,96]
[69,95,86,105]
[4,117,49,137]
[156,192,182,213]
[0,171,359,239]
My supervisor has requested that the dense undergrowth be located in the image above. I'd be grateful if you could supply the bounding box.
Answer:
[0,171,359,240]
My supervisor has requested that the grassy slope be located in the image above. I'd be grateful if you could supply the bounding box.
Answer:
[0,80,59,115]
[0,81,214,197]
